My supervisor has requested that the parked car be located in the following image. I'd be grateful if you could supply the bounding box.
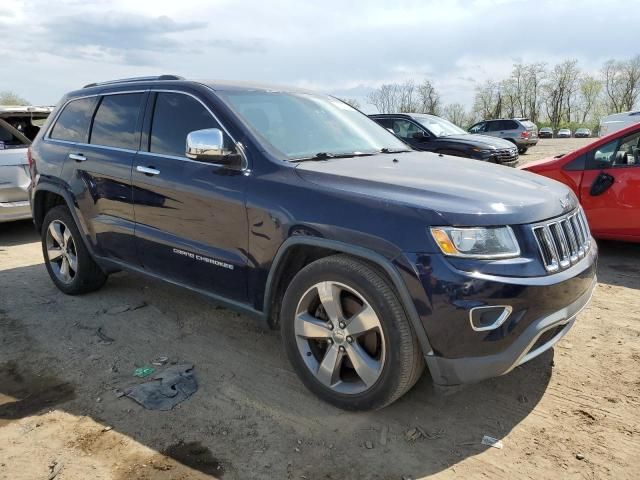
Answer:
[30,76,597,410]
[0,105,53,222]
[575,128,591,138]
[557,128,572,138]
[523,122,640,242]
[468,118,538,154]
[599,110,640,136]
[369,113,519,167]
[539,127,554,138]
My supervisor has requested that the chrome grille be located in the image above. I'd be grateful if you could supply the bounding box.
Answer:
[493,148,519,164]
[532,209,591,272]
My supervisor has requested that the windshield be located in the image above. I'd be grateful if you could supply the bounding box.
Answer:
[217,91,408,160]
[414,115,466,137]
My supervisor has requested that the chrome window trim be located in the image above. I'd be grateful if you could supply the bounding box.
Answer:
[45,89,148,141]
[44,87,248,170]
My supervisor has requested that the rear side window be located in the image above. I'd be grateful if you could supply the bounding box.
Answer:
[0,121,28,149]
[50,97,97,143]
[149,92,219,157]
[90,93,144,150]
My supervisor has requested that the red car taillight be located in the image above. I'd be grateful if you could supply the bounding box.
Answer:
[27,146,33,168]
[520,131,530,139]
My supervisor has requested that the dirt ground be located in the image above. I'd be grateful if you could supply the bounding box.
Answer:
[1,138,639,480]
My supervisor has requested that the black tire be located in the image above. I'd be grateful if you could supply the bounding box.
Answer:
[518,147,528,154]
[280,254,424,410]
[41,205,107,295]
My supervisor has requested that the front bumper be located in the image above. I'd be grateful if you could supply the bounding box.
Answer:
[397,242,597,386]
[425,275,595,385]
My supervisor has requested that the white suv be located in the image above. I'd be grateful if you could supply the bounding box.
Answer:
[0,106,53,222]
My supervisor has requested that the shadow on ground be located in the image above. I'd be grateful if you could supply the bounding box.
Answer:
[2,223,636,479]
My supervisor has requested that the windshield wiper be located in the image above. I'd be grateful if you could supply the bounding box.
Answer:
[379,147,412,154]
[291,151,375,162]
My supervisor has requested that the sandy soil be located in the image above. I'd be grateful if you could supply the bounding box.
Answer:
[1,138,639,480]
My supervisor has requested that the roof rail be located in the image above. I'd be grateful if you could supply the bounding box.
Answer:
[83,75,184,89]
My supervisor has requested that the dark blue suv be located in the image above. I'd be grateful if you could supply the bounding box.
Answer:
[29,76,597,410]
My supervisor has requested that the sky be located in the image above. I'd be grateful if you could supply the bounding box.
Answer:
[1,0,639,112]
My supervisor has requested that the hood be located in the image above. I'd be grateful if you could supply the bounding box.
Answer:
[441,134,515,149]
[295,151,577,226]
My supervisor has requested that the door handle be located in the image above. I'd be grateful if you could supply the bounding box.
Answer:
[68,153,87,162]
[136,165,160,176]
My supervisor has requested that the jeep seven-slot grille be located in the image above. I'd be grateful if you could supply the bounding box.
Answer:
[532,209,591,272]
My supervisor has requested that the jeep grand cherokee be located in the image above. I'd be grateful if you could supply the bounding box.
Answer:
[29,76,597,410]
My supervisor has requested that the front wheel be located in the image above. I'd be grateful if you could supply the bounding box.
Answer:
[280,255,424,410]
[41,206,107,295]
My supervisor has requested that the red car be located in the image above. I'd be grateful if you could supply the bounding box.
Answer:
[522,122,640,242]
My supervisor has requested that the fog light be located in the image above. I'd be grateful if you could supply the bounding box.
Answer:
[470,306,513,331]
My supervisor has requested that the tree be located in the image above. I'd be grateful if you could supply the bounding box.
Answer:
[473,80,503,119]
[543,60,579,128]
[603,56,640,113]
[416,79,441,115]
[367,79,441,114]
[0,91,30,105]
[578,75,602,123]
[367,84,400,113]
[443,103,468,127]
[336,97,361,109]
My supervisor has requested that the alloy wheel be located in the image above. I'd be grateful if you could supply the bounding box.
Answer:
[294,281,386,394]
[45,220,78,284]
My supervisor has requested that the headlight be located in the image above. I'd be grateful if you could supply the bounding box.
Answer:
[430,226,520,259]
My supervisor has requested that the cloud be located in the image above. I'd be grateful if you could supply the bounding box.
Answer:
[2,0,638,108]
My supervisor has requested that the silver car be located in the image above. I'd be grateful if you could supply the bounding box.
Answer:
[469,118,538,154]
[557,128,572,138]
[0,106,53,222]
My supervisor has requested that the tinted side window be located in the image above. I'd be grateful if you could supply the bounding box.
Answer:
[486,121,500,132]
[391,119,424,140]
[469,122,485,133]
[374,118,393,129]
[90,93,144,150]
[150,93,219,157]
[50,97,97,142]
[505,120,520,130]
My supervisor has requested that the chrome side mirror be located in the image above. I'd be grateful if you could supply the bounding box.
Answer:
[186,128,240,166]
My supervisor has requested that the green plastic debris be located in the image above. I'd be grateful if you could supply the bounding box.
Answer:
[133,367,155,378]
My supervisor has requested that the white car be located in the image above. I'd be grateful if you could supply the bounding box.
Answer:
[0,106,53,222]
[599,110,640,136]
[557,128,572,138]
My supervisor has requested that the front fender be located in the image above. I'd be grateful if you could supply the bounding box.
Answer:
[263,236,434,357]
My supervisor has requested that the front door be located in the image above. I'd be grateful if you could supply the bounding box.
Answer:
[579,129,640,239]
[132,91,249,301]
[388,118,432,151]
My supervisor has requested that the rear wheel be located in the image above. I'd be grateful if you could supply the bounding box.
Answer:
[518,147,528,154]
[280,255,424,410]
[42,206,107,294]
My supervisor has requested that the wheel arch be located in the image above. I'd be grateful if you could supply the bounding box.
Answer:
[33,183,95,256]
[263,236,433,356]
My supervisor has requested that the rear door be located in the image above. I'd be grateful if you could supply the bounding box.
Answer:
[132,91,249,301]
[579,129,640,239]
[57,92,146,264]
